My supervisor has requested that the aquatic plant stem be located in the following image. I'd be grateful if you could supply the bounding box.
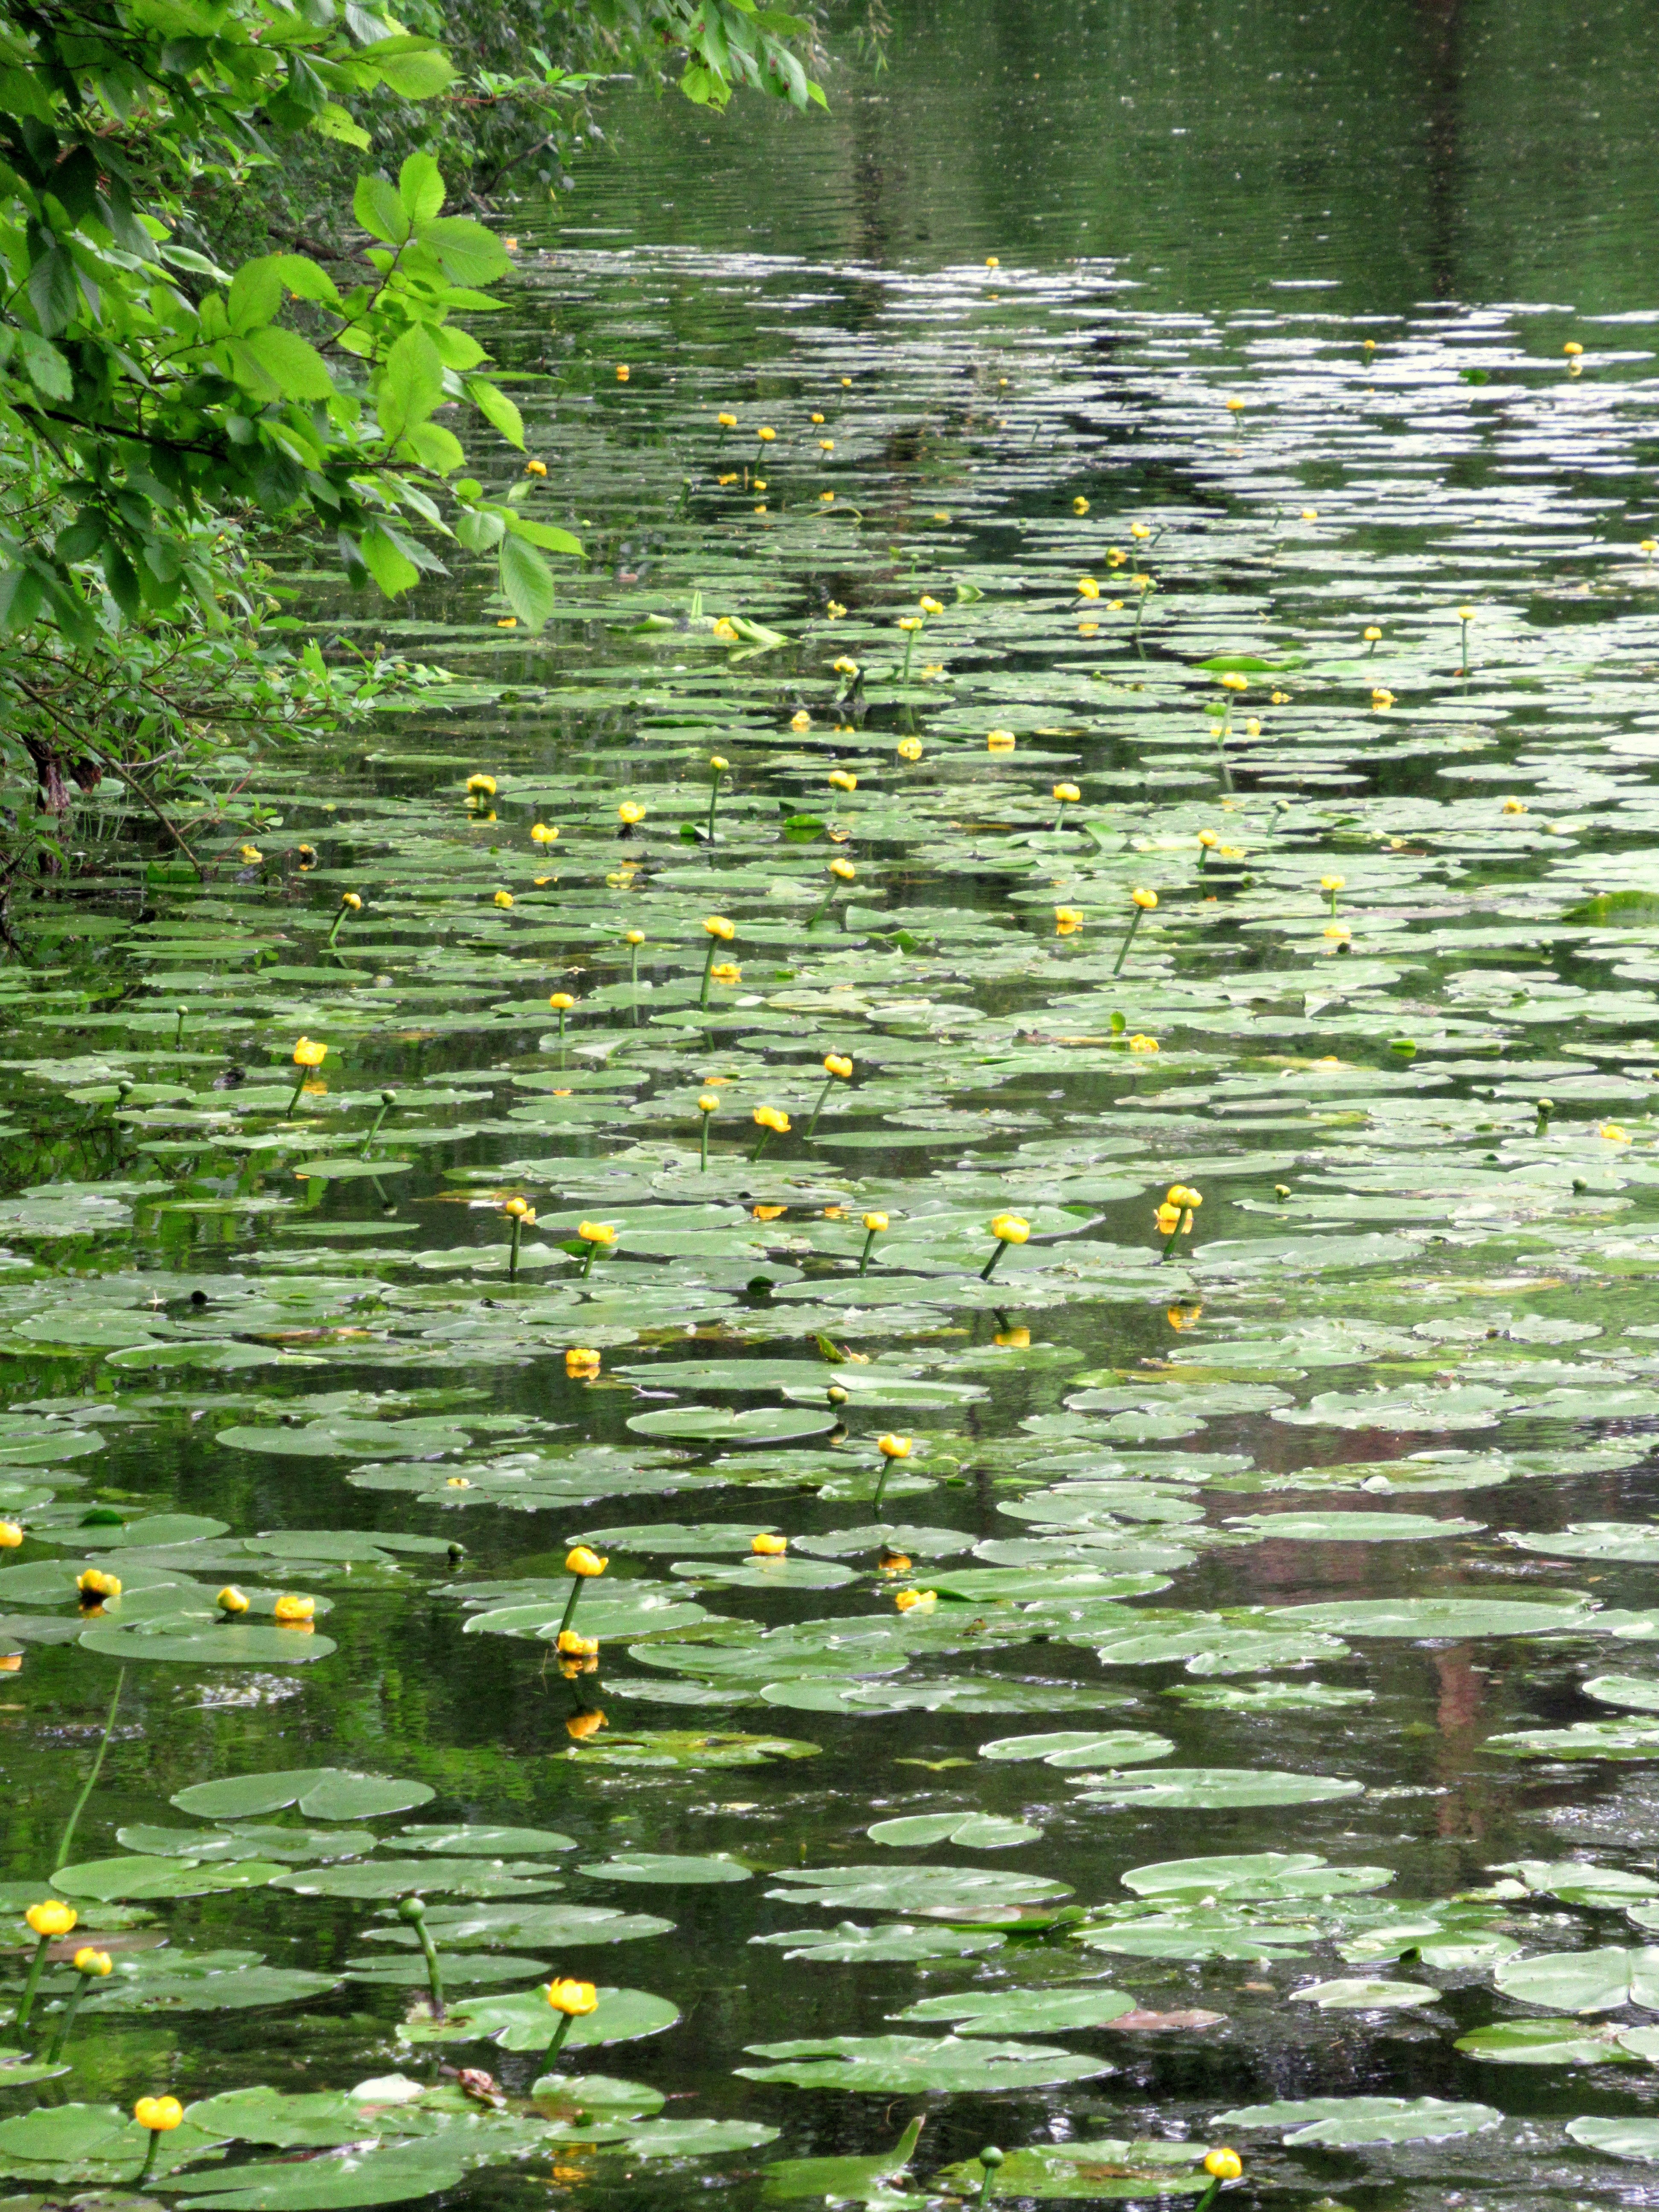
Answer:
[976,2148,1004,2208]
[508,1213,523,1281]
[284,1071,308,1118]
[857,1226,879,1275]
[699,1114,710,1172]
[706,770,722,839]
[360,1089,397,1159]
[54,1665,124,1874]
[13,1936,51,2034]
[398,1896,444,2021]
[699,937,718,1007]
[45,1968,95,2062]
[1112,907,1143,979]
[556,1578,585,1640]
[173,1005,186,1051]
[805,1076,835,1139]
[980,1238,1010,1283]
[543,2010,576,2070]
[137,2130,165,2190]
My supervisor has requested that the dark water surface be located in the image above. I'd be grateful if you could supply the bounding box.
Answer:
[8,3,1659,2207]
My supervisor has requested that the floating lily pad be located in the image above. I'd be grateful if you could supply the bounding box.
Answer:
[1217,2097,1501,2145]
[735,2034,1108,2091]
[172,1770,436,1822]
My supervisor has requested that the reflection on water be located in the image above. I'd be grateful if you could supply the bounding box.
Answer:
[583,0,1659,310]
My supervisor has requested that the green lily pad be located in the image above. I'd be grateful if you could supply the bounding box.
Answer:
[172,1770,436,1821]
[735,2034,1108,2091]
[577,1854,749,1884]
[1217,2097,1501,2145]
[933,2140,1212,2199]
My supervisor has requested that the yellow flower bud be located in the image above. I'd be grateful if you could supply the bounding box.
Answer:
[217,1586,250,1615]
[862,1211,888,1233]
[877,1434,912,1458]
[896,737,923,761]
[894,1589,936,1612]
[697,1093,719,1115]
[135,2098,183,2134]
[618,800,645,825]
[565,1546,608,1578]
[751,1533,788,1556]
[1204,2150,1242,2182]
[990,1213,1030,1245]
[556,1630,599,1656]
[467,775,497,796]
[549,992,576,1012]
[919,596,943,616]
[76,1569,120,1602]
[26,1901,76,1937]
[704,914,736,940]
[577,1222,617,1246]
[545,1978,599,2016]
[0,1522,21,1548]
[1130,888,1158,911]
[274,1594,315,1625]
[1053,783,1080,804]
[292,1037,327,1068]
[73,1947,112,1976]
[987,730,1016,752]
[830,859,856,882]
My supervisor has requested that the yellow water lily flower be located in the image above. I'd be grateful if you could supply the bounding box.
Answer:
[134,2098,183,2133]
[565,1546,608,1578]
[751,1533,788,1556]
[25,1902,76,1938]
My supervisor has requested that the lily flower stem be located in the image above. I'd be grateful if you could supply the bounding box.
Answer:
[1052,807,1066,834]
[1160,1230,1182,1264]
[326,908,349,949]
[579,1240,599,1280]
[1192,2182,1222,2212]
[137,2132,165,2191]
[410,1915,445,2023]
[870,1461,891,1515]
[858,1228,878,1276]
[1197,847,1208,873]
[1133,588,1151,646]
[976,2169,998,2212]
[980,1238,1010,1283]
[555,1008,567,1042]
[629,942,640,991]
[173,1008,185,1051]
[1112,908,1143,979]
[13,1936,50,2034]
[751,1127,773,1164]
[509,1215,522,1282]
[544,2010,577,2071]
[54,1665,124,1875]
[359,1094,396,1160]
[901,630,918,685]
[46,1971,94,2063]
[706,776,722,840]
[284,1072,308,1119]
[804,891,835,931]
[805,1078,835,1140]
[699,1116,710,1173]
[1327,891,1339,918]
[556,1579,585,1641]
[1366,637,1377,657]
[699,937,718,1008]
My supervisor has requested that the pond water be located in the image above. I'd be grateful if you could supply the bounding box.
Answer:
[12,0,1659,2203]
